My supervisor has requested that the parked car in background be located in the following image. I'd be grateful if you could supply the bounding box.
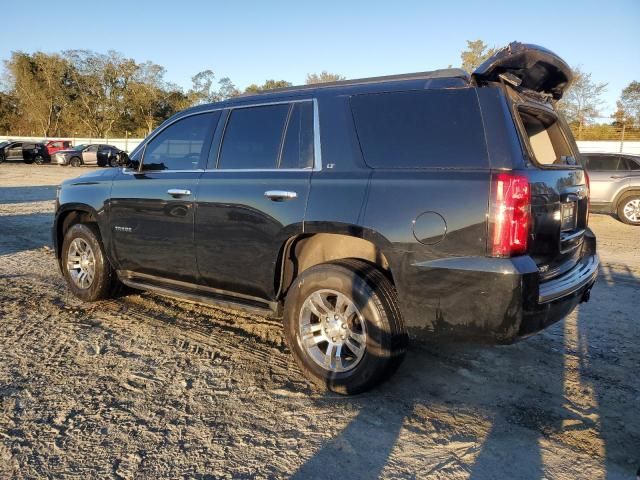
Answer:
[582,153,640,225]
[0,141,50,164]
[54,42,597,394]
[46,140,73,156]
[55,144,126,167]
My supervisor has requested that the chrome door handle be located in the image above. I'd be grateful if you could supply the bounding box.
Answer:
[264,190,297,201]
[167,188,191,197]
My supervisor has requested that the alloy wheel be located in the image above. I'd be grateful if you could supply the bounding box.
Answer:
[623,198,640,222]
[298,289,367,373]
[66,238,96,289]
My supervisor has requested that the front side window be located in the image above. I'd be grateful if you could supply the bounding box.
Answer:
[350,89,488,169]
[218,104,290,169]
[142,112,218,171]
[585,155,620,171]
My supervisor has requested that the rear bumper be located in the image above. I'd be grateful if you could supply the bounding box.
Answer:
[395,229,598,343]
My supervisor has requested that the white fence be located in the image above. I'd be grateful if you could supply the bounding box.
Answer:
[0,136,143,153]
[576,141,640,155]
[2,136,639,156]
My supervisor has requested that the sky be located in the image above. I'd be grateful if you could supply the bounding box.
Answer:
[2,0,639,116]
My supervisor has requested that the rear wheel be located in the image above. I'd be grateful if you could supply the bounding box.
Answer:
[34,154,45,165]
[109,157,119,167]
[283,259,407,394]
[69,157,81,167]
[617,194,640,225]
[61,223,120,301]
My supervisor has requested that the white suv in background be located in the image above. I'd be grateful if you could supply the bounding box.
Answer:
[582,153,640,225]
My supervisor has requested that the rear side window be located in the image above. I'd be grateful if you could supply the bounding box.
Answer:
[280,102,315,169]
[622,157,640,171]
[350,89,488,169]
[519,110,574,166]
[219,104,290,169]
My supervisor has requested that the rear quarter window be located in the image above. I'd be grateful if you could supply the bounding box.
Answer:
[350,88,488,169]
[518,109,575,166]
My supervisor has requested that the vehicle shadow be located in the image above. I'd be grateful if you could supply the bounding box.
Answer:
[0,185,58,204]
[576,263,640,479]
[292,265,638,478]
[291,333,570,479]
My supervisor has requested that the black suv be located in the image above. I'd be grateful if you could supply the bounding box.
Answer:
[54,43,598,394]
[0,141,50,164]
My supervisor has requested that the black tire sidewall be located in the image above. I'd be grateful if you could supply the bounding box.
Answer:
[283,263,397,394]
[70,157,81,167]
[617,194,640,225]
[61,223,112,301]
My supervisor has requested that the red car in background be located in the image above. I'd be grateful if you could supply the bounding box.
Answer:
[45,140,72,155]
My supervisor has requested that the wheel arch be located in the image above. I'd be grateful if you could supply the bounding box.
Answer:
[611,186,640,212]
[275,225,396,300]
[54,204,102,265]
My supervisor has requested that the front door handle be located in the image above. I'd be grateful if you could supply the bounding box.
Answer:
[264,190,297,201]
[167,188,192,197]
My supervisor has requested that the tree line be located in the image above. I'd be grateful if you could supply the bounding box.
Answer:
[1,42,637,140]
[0,50,344,138]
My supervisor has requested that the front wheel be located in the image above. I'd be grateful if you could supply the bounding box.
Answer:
[283,259,407,394]
[617,194,640,225]
[34,154,44,165]
[69,157,81,167]
[61,223,119,301]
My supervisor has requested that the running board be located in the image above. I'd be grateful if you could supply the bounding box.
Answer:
[118,271,278,317]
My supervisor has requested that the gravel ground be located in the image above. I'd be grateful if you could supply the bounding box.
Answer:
[0,163,639,479]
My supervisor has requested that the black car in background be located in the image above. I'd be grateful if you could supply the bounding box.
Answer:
[54,144,126,167]
[0,141,50,164]
[54,43,598,394]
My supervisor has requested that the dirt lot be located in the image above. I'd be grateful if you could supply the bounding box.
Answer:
[0,163,638,479]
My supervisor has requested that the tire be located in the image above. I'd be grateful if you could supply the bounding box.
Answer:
[616,193,640,225]
[61,223,119,301]
[109,157,119,168]
[34,154,44,165]
[283,259,407,394]
[69,157,81,167]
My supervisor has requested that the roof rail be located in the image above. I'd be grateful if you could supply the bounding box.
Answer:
[240,68,470,97]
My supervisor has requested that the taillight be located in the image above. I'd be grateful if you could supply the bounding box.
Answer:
[488,172,531,257]
[584,168,590,226]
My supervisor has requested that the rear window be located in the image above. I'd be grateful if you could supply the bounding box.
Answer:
[519,109,575,166]
[350,89,488,169]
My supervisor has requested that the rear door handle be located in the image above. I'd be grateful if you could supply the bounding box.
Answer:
[167,188,192,197]
[264,190,297,201]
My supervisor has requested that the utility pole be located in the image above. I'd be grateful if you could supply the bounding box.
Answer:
[619,122,626,153]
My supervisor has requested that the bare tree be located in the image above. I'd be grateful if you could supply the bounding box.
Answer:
[557,66,607,139]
